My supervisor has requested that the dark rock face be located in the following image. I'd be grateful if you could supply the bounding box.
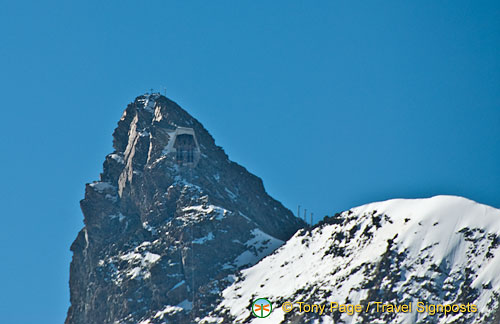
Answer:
[66,94,304,324]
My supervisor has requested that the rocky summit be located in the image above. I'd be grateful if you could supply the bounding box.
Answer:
[65,93,305,324]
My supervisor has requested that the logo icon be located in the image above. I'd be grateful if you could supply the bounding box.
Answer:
[252,298,272,318]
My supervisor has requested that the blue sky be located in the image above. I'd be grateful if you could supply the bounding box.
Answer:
[0,1,499,323]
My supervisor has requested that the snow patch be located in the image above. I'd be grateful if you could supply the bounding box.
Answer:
[89,181,115,192]
[182,205,228,221]
[153,305,184,319]
[109,153,124,164]
[193,232,215,244]
[234,228,283,268]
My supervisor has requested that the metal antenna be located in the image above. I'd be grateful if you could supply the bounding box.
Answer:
[310,212,313,226]
[297,205,301,219]
[304,208,307,223]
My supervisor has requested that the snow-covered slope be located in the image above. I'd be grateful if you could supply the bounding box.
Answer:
[201,196,500,324]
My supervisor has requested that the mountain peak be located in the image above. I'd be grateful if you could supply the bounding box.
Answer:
[66,94,305,324]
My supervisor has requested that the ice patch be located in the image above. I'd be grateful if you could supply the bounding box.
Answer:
[177,299,193,311]
[224,187,237,200]
[193,232,215,244]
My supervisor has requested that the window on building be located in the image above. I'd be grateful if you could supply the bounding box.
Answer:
[174,134,196,165]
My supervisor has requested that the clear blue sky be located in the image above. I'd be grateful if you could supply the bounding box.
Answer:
[0,1,499,323]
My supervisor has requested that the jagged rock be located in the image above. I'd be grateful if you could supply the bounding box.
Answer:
[66,94,305,324]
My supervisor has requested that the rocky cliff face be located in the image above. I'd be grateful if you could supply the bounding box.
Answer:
[66,93,305,324]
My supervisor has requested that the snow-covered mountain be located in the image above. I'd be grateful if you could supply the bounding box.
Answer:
[202,196,500,324]
[65,94,304,324]
[66,93,500,324]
